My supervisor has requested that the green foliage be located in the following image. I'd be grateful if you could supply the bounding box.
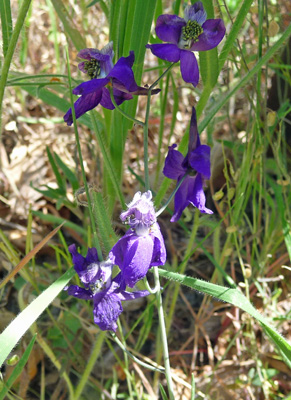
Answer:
[0,0,13,57]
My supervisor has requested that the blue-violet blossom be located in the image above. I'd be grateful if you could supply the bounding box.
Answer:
[109,191,166,288]
[163,107,213,222]
[66,244,149,331]
[146,2,225,86]
[64,42,159,125]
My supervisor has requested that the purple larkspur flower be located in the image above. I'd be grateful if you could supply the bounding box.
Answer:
[65,244,149,331]
[146,2,225,86]
[163,107,213,222]
[64,42,159,125]
[109,191,166,288]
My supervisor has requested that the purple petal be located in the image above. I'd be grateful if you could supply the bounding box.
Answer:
[107,51,140,93]
[151,223,167,266]
[72,78,109,96]
[100,87,133,110]
[122,235,154,288]
[110,232,154,288]
[118,289,150,301]
[93,293,123,331]
[188,173,213,214]
[188,107,200,153]
[146,44,181,63]
[180,50,199,86]
[85,247,99,264]
[64,89,103,126]
[189,145,211,179]
[69,244,85,272]
[163,144,186,180]
[191,19,226,51]
[171,176,192,222]
[184,3,207,25]
[66,285,93,300]
[155,14,185,44]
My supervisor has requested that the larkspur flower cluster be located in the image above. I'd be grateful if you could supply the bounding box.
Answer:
[66,191,166,331]
[65,2,225,331]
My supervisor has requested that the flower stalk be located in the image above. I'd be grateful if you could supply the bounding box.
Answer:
[66,48,103,258]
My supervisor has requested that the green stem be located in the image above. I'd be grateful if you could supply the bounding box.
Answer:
[143,277,158,294]
[152,266,175,400]
[108,83,144,126]
[74,332,106,400]
[0,0,32,144]
[66,48,103,259]
[117,320,134,399]
[144,89,152,190]
[149,62,176,90]
[111,332,165,373]
[155,173,189,217]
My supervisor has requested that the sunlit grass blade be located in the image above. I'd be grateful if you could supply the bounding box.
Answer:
[0,267,75,368]
[0,334,37,400]
[0,0,13,57]
[0,222,65,289]
[158,268,291,369]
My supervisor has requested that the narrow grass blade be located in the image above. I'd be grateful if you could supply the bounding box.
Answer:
[54,152,79,192]
[0,0,13,57]
[0,267,75,368]
[46,147,66,194]
[267,177,291,262]
[31,210,86,236]
[218,0,253,71]
[49,0,86,51]
[157,268,291,368]
[0,222,65,289]
[0,334,37,400]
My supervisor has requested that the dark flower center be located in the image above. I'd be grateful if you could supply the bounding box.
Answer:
[181,20,203,48]
[84,59,101,79]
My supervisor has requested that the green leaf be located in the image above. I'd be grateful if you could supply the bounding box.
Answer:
[32,210,86,237]
[159,384,169,400]
[0,0,13,57]
[199,1,218,86]
[0,334,37,400]
[107,0,157,212]
[46,147,66,194]
[86,0,100,7]
[54,152,79,192]
[0,268,75,368]
[157,268,291,369]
